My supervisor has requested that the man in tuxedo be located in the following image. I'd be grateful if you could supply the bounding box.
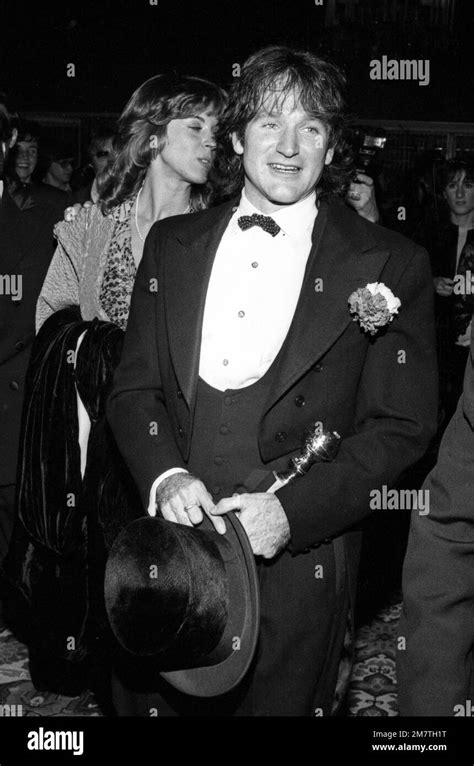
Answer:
[398,330,474,716]
[107,46,438,716]
[0,98,65,570]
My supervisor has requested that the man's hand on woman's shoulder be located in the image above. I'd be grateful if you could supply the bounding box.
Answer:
[63,200,93,222]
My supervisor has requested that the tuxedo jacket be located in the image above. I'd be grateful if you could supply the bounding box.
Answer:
[398,330,474,716]
[107,196,438,558]
[0,184,65,485]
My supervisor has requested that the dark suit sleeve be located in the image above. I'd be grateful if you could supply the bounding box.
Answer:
[278,246,438,551]
[106,225,187,511]
[397,338,474,716]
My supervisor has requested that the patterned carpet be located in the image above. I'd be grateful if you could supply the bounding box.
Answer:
[0,593,402,717]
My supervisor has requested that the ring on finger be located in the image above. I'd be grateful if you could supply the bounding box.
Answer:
[184,503,199,511]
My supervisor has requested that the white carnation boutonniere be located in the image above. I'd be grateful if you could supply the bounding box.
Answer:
[348,282,401,336]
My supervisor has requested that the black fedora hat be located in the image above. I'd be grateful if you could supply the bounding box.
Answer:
[104,512,260,698]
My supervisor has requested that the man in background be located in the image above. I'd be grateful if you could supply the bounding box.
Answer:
[71,124,115,203]
[398,324,474,716]
[40,139,75,200]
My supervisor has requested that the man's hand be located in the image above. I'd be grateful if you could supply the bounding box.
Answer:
[346,173,379,223]
[63,200,93,222]
[156,473,226,534]
[434,276,454,297]
[213,493,290,559]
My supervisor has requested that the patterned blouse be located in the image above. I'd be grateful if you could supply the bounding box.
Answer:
[99,198,136,331]
[36,194,200,334]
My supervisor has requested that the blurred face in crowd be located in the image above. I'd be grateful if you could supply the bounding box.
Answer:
[15,138,38,183]
[153,108,218,186]
[91,137,114,175]
[231,88,334,214]
[46,158,74,188]
[444,170,474,222]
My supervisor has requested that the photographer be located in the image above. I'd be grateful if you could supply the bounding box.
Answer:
[345,127,385,224]
[346,171,380,223]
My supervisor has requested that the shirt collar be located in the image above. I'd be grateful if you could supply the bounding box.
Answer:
[237,188,317,240]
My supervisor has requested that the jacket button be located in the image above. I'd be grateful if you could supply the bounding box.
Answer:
[314,363,323,372]
[9,381,20,391]
[177,426,185,437]
[219,425,230,435]
[177,389,183,399]
[275,431,287,443]
[15,341,25,351]
[294,395,306,407]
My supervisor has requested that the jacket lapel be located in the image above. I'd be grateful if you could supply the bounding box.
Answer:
[264,200,391,410]
[164,200,237,409]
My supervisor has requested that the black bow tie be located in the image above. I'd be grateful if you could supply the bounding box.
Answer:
[237,213,281,237]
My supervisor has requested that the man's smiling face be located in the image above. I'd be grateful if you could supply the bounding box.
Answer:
[231,90,334,214]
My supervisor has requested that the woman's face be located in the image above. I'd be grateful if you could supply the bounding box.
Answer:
[15,139,38,183]
[444,170,474,218]
[153,107,218,185]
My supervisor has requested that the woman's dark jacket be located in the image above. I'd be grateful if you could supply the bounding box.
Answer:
[0,306,142,694]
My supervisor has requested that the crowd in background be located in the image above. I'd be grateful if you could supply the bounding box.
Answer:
[0,64,473,714]
[2,93,473,607]
[5,118,116,206]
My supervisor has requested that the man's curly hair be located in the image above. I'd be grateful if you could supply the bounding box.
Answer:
[211,46,354,203]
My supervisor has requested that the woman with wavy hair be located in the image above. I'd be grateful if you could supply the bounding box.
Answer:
[1,74,226,703]
[37,73,226,331]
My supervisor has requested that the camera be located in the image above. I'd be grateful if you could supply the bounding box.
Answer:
[349,126,387,179]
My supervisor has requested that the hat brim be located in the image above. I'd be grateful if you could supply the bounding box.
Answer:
[160,511,260,697]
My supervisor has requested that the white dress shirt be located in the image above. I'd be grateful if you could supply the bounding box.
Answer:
[199,189,317,389]
[148,189,318,513]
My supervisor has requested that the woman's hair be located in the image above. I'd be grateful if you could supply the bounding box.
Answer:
[98,74,227,214]
[212,45,353,201]
[437,158,474,190]
[15,119,41,144]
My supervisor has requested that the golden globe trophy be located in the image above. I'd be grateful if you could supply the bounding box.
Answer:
[267,425,341,493]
